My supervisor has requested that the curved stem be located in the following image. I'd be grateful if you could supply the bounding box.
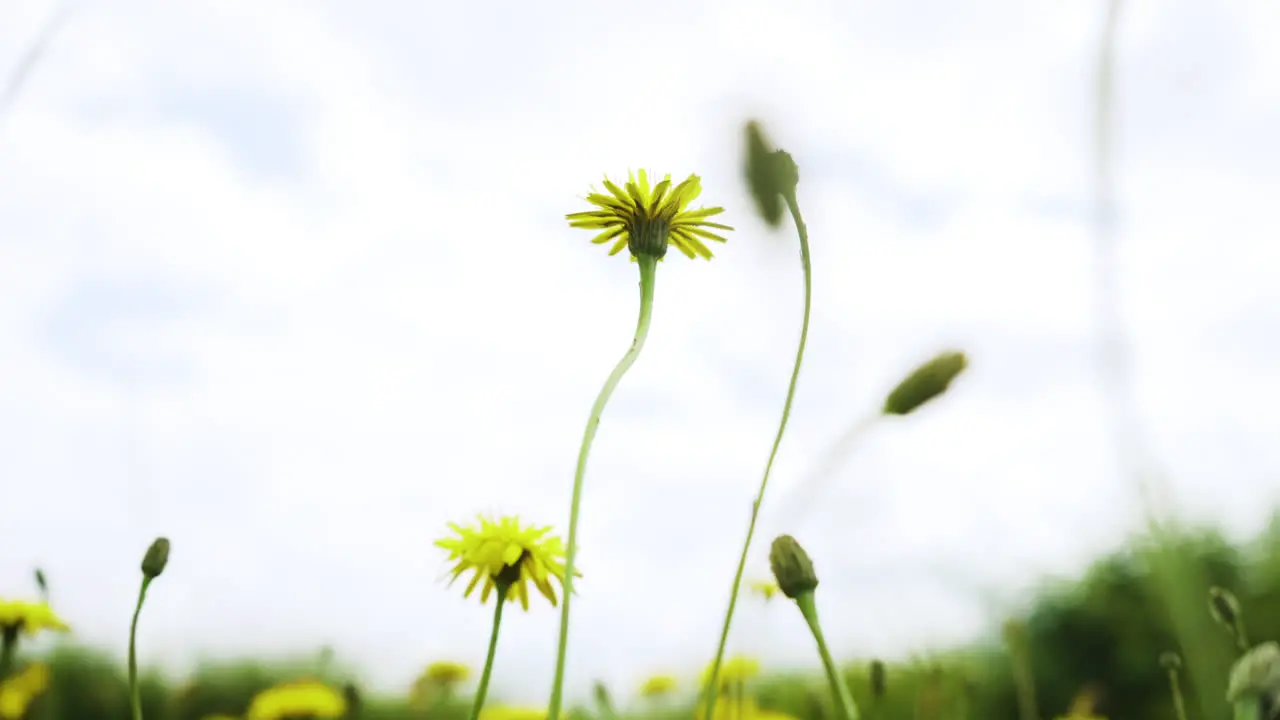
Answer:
[128,576,152,720]
[796,593,859,720]
[548,255,659,719]
[704,194,812,720]
[468,585,509,720]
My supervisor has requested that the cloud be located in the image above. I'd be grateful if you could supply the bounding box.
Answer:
[0,0,1278,705]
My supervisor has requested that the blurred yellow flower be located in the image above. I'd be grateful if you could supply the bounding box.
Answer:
[435,514,576,611]
[702,655,762,689]
[424,660,471,686]
[245,679,346,720]
[566,169,732,261]
[638,673,677,698]
[748,579,780,601]
[695,695,760,720]
[0,662,50,719]
[478,706,547,720]
[0,599,69,636]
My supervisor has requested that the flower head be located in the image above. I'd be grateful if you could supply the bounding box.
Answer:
[246,679,347,720]
[424,660,471,686]
[701,655,761,690]
[567,169,732,260]
[748,579,780,602]
[478,706,548,720]
[0,598,69,636]
[638,673,677,698]
[0,662,50,720]
[435,514,576,611]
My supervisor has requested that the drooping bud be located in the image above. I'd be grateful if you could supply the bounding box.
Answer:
[1160,651,1183,672]
[343,681,362,718]
[1209,586,1249,649]
[769,535,818,599]
[141,537,171,580]
[745,121,784,228]
[883,350,969,416]
[593,680,616,716]
[34,568,48,600]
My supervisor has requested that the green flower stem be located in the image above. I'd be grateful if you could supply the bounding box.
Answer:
[469,583,511,720]
[704,192,811,720]
[128,576,154,720]
[1165,667,1187,720]
[795,592,858,720]
[548,254,659,720]
[0,630,16,681]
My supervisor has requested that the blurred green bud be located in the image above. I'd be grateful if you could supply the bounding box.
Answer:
[593,680,615,714]
[34,568,47,595]
[743,120,799,229]
[343,681,361,717]
[883,350,969,417]
[1160,651,1183,672]
[141,537,170,579]
[1210,586,1243,631]
[869,659,887,699]
[1227,642,1280,704]
[769,534,819,599]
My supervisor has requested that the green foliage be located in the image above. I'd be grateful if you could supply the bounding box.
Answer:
[13,518,1280,719]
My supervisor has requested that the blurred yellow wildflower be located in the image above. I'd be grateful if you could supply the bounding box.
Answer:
[701,655,761,689]
[638,673,677,698]
[695,695,760,720]
[246,679,346,720]
[425,660,471,686]
[478,706,547,720]
[0,599,69,636]
[435,514,576,611]
[748,579,780,602]
[1056,684,1106,720]
[566,169,732,261]
[0,662,50,719]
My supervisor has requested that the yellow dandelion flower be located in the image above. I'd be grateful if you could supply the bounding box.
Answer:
[424,660,471,686]
[435,514,576,611]
[701,655,761,689]
[0,598,69,636]
[748,579,780,601]
[638,673,677,698]
[0,662,50,720]
[566,169,732,261]
[478,706,547,720]
[694,695,760,720]
[245,679,346,720]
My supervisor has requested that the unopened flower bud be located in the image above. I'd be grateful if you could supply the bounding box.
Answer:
[869,659,887,699]
[343,681,361,716]
[769,534,818,599]
[744,122,800,230]
[883,351,968,416]
[34,569,47,595]
[1227,642,1280,703]
[1159,652,1182,672]
[141,537,170,579]
[1209,586,1242,633]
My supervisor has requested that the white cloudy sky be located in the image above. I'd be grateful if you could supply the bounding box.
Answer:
[2,0,1279,706]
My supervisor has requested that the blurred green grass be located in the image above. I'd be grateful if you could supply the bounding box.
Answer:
[13,513,1280,720]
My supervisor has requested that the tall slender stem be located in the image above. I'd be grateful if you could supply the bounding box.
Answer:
[128,576,152,720]
[0,630,16,682]
[796,593,858,720]
[548,255,659,719]
[468,585,509,720]
[704,195,811,720]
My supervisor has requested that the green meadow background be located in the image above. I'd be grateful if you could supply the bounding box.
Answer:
[13,515,1280,720]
